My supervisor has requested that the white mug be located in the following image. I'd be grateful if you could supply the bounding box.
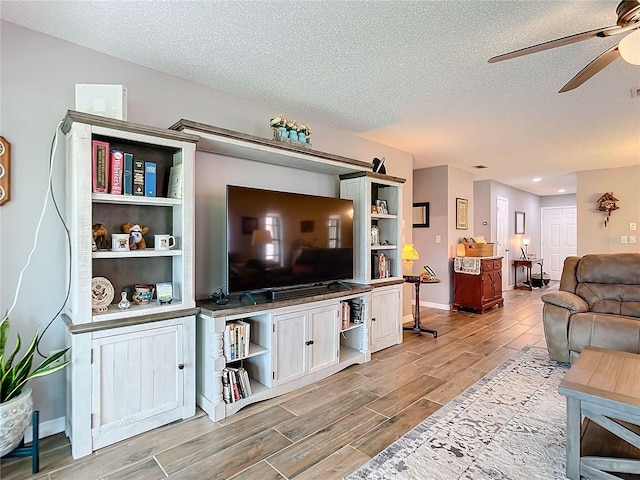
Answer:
[154,234,176,250]
[112,233,130,252]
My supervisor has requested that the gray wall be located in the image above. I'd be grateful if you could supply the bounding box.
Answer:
[540,194,576,208]
[472,180,542,286]
[413,166,449,306]
[1,22,414,428]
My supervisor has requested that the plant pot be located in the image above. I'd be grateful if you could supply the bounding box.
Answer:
[0,387,33,457]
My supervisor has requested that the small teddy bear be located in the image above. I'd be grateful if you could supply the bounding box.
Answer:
[122,222,150,250]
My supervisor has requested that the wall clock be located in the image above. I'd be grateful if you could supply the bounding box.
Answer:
[91,276,115,313]
[0,136,10,206]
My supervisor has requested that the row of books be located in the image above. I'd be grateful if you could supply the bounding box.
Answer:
[223,320,251,362]
[339,297,366,330]
[91,140,183,198]
[92,140,154,196]
[348,297,365,324]
[372,253,392,279]
[222,367,252,404]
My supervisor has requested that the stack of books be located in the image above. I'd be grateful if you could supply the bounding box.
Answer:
[340,301,351,330]
[348,298,365,324]
[221,367,252,403]
[223,320,251,361]
[372,253,391,279]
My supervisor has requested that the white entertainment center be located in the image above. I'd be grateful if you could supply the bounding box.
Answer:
[63,112,405,457]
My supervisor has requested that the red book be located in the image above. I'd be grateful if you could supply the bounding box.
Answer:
[110,150,124,195]
[92,140,110,193]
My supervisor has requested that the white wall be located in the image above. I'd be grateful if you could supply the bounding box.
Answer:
[0,22,413,427]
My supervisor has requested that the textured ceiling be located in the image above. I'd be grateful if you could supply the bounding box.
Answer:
[2,0,639,196]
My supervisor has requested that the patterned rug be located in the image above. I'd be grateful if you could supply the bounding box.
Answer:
[348,346,570,480]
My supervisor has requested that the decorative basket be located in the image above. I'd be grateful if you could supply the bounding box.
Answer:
[463,243,495,257]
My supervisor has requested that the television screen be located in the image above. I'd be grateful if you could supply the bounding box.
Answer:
[227,185,354,294]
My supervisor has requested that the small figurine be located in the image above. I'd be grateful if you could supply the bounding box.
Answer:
[118,291,131,310]
[92,223,108,250]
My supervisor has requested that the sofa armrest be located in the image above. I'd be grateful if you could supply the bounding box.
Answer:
[541,291,589,314]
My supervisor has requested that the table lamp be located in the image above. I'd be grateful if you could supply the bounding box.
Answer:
[402,244,419,275]
[522,236,531,258]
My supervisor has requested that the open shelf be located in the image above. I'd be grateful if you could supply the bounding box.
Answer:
[93,249,183,259]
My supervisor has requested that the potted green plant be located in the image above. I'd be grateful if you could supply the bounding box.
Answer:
[0,316,70,456]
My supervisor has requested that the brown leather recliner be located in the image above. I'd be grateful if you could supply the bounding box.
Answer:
[541,253,640,363]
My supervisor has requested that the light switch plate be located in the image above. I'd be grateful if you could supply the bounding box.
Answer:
[630,223,637,231]
[630,236,637,244]
[621,236,628,244]
[435,235,441,244]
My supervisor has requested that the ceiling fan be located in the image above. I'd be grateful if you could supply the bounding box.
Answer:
[488,0,640,93]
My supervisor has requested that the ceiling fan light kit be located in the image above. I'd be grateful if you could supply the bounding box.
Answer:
[618,29,640,64]
[489,0,640,92]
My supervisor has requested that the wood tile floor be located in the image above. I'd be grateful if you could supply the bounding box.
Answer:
[1,285,555,480]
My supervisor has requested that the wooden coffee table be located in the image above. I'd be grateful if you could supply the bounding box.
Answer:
[558,346,640,480]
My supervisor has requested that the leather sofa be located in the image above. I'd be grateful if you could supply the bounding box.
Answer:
[541,253,640,363]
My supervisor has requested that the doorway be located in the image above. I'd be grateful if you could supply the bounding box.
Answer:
[541,206,577,281]
[496,196,509,291]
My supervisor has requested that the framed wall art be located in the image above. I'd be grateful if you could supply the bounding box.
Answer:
[456,198,468,230]
[412,202,429,228]
[515,211,525,234]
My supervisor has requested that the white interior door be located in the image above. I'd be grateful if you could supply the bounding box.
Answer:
[496,196,509,291]
[542,207,577,281]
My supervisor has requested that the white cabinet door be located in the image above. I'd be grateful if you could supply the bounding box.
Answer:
[272,311,307,386]
[307,305,339,374]
[370,285,401,352]
[92,324,185,450]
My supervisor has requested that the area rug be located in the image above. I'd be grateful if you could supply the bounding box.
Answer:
[348,346,570,480]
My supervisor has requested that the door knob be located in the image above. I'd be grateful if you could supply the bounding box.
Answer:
[178,363,184,370]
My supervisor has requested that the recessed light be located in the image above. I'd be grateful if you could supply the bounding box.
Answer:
[532,177,542,182]
[558,189,566,193]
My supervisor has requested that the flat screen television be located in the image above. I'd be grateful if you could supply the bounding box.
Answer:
[227,185,354,294]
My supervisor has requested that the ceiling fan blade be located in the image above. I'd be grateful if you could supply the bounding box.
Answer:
[488,26,617,63]
[559,45,621,93]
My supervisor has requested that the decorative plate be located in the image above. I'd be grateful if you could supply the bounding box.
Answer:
[91,276,114,313]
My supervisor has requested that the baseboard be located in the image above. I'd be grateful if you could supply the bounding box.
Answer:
[419,301,450,310]
[24,415,65,443]
[402,313,414,326]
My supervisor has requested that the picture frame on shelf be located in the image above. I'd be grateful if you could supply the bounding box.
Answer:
[515,211,526,234]
[375,199,388,214]
[456,198,468,230]
[156,281,173,304]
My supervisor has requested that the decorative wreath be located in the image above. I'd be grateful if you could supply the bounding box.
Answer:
[596,192,619,227]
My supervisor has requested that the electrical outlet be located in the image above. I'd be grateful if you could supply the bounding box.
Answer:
[630,235,637,244]
[621,236,628,244]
